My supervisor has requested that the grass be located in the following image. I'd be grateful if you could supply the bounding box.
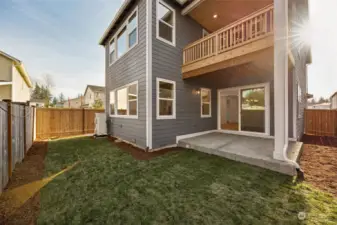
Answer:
[38,137,337,225]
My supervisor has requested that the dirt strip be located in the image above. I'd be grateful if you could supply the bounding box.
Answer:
[107,136,181,160]
[0,142,48,225]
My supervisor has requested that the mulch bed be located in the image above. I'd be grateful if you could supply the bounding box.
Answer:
[300,135,337,197]
[0,142,48,225]
[107,136,181,160]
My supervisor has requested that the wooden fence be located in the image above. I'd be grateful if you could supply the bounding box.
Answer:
[36,108,104,139]
[0,101,35,194]
[304,109,337,137]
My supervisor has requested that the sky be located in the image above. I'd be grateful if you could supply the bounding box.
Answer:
[0,0,336,100]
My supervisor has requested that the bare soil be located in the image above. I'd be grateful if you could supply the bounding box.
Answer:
[0,142,48,225]
[107,136,181,160]
[301,135,337,197]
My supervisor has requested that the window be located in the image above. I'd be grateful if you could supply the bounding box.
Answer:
[297,83,302,118]
[110,91,115,115]
[108,7,138,65]
[117,27,127,58]
[128,84,137,115]
[157,78,176,119]
[202,29,209,37]
[109,39,115,65]
[157,0,175,46]
[109,81,138,118]
[201,88,211,117]
[128,12,138,48]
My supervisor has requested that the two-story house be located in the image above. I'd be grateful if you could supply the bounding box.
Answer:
[82,85,106,109]
[99,0,311,175]
[0,50,32,102]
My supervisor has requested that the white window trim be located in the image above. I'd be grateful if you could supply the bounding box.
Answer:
[202,29,209,37]
[109,6,139,66]
[156,0,176,47]
[109,80,139,119]
[200,88,211,118]
[156,78,176,120]
[108,38,115,66]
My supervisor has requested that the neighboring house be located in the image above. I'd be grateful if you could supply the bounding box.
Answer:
[307,103,331,110]
[82,85,106,109]
[55,102,64,108]
[63,97,83,108]
[30,99,46,108]
[0,50,32,102]
[99,0,311,168]
[331,92,337,109]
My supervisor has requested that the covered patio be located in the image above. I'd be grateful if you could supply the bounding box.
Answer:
[177,132,303,176]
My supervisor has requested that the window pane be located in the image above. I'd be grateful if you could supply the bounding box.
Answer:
[202,103,210,115]
[129,101,137,115]
[109,40,115,63]
[158,3,173,25]
[129,29,137,48]
[128,84,137,100]
[110,91,115,115]
[201,89,210,102]
[117,27,127,58]
[159,21,173,42]
[159,81,173,98]
[117,88,127,115]
[241,88,265,110]
[159,99,173,116]
[128,12,137,31]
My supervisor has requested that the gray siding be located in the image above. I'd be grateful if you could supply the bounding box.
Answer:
[152,0,216,148]
[105,0,147,148]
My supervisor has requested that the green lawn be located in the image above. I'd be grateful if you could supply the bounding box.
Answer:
[38,137,337,225]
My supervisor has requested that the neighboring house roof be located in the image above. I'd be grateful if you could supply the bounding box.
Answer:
[0,50,33,88]
[99,0,189,45]
[84,85,105,96]
[330,92,337,99]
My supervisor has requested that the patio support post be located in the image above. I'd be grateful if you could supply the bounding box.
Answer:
[273,0,289,160]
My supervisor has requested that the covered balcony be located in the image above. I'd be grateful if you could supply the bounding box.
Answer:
[182,2,294,79]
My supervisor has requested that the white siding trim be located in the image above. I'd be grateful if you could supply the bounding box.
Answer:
[156,78,176,120]
[156,0,176,47]
[146,0,153,149]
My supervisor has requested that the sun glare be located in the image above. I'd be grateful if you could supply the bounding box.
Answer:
[290,15,312,53]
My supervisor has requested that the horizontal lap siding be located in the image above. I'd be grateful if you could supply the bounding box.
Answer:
[152,0,217,148]
[105,0,147,148]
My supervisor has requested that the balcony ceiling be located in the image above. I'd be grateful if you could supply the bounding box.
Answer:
[187,0,273,32]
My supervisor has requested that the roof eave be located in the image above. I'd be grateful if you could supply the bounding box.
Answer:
[99,0,133,46]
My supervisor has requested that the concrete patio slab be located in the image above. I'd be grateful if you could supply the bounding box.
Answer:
[177,132,303,176]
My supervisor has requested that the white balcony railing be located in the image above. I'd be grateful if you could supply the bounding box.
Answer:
[183,4,274,65]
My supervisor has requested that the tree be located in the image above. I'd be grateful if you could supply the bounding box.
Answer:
[59,93,65,103]
[318,97,329,104]
[92,99,104,109]
[31,83,42,99]
[51,97,58,107]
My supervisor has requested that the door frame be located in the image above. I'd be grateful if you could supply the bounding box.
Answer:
[217,82,270,136]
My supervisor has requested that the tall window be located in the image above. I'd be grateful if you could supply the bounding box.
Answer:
[110,91,115,115]
[117,27,127,58]
[157,78,175,119]
[157,0,175,46]
[128,12,138,48]
[109,39,115,65]
[110,81,138,117]
[128,83,137,115]
[108,7,138,65]
[297,83,302,118]
[201,88,211,117]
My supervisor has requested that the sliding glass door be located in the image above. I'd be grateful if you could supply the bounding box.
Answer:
[240,87,265,133]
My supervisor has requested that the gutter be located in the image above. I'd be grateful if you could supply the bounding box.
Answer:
[14,62,33,88]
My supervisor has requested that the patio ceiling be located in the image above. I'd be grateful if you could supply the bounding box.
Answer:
[184,0,273,32]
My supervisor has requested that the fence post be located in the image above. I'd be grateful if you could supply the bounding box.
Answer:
[32,106,35,143]
[82,108,85,134]
[24,103,27,155]
[3,100,12,178]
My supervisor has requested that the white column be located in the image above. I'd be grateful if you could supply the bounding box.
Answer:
[273,0,289,160]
